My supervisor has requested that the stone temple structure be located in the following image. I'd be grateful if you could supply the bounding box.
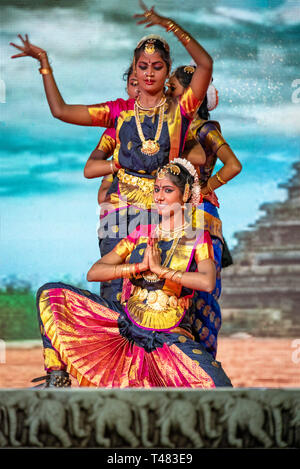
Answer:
[219,160,300,337]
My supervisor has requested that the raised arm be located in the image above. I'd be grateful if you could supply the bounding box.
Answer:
[134,1,213,102]
[10,34,93,125]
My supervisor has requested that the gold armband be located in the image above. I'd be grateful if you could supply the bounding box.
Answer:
[178,31,191,46]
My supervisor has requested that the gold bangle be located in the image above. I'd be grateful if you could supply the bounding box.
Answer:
[121,265,129,278]
[167,22,179,34]
[179,31,191,46]
[216,171,227,185]
[169,270,178,281]
[158,267,168,278]
[174,271,183,284]
[166,20,175,30]
[166,269,177,280]
[39,67,52,75]
[110,160,114,174]
[182,36,191,46]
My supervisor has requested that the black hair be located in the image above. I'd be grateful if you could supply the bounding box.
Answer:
[123,64,134,84]
[174,66,210,120]
[134,39,171,74]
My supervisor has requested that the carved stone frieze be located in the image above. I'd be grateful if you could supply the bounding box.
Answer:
[0,388,299,448]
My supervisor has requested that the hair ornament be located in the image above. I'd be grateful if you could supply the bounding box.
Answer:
[183,65,195,74]
[157,163,180,179]
[136,34,170,53]
[144,38,156,55]
[180,64,219,112]
[157,158,201,206]
[172,158,201,206]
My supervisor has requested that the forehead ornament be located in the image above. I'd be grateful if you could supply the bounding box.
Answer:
[157,163,180,179]
[144,39,156,55]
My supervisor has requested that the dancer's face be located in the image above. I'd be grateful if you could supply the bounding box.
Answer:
[167,75,185,98]
[127,73,139,99]
[136,51,168,95]
[154,175,183,216]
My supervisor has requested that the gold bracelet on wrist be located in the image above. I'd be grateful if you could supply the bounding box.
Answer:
[39,67,52,75]
[166,20,176,32]
[216,171,227,185]
[121,265,130,278]
[168,270,178,281]
[158,267,169,278]
[166,269,177,280]
[110,160,114,174]
[173,271,183,284]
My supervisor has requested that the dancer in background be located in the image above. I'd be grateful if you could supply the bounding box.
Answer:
[86,65,139,295]
[10,3,214,306]
[33,159,232,388]
[85,65,139,206]
[167,65,242,357]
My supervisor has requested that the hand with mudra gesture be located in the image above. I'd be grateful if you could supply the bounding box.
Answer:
[134,1,169,29]
[10,34,46,61]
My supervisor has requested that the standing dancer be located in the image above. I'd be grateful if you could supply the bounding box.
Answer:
[10,3,214,306]
[85,65,139,205]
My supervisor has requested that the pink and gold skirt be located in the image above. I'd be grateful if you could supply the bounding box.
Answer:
[37,282,232,388]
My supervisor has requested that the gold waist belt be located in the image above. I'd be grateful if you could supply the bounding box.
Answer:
[133,286,191,310]
[125,287,191,331]
[117,168,155,209]
[117,168,155,193]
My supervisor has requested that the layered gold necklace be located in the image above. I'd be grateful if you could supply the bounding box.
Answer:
[134,96,166,156]
[157,220,190,239]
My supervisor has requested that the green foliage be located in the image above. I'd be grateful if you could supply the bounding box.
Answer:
[0,290,39,341]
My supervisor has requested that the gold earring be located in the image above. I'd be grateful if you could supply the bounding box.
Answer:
[183,183,190,203]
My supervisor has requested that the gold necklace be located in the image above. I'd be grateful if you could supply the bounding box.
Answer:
[135,100,165,156]
[157,221,190,238]
[141,235,181,283]
[136,95,166,111]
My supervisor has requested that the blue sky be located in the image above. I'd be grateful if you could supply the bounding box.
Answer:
[1,0,300,291]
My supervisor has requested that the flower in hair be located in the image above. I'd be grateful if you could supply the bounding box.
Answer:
[207,83,219,111]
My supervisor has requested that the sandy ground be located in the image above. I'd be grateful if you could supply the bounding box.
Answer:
[0,336,299,388]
